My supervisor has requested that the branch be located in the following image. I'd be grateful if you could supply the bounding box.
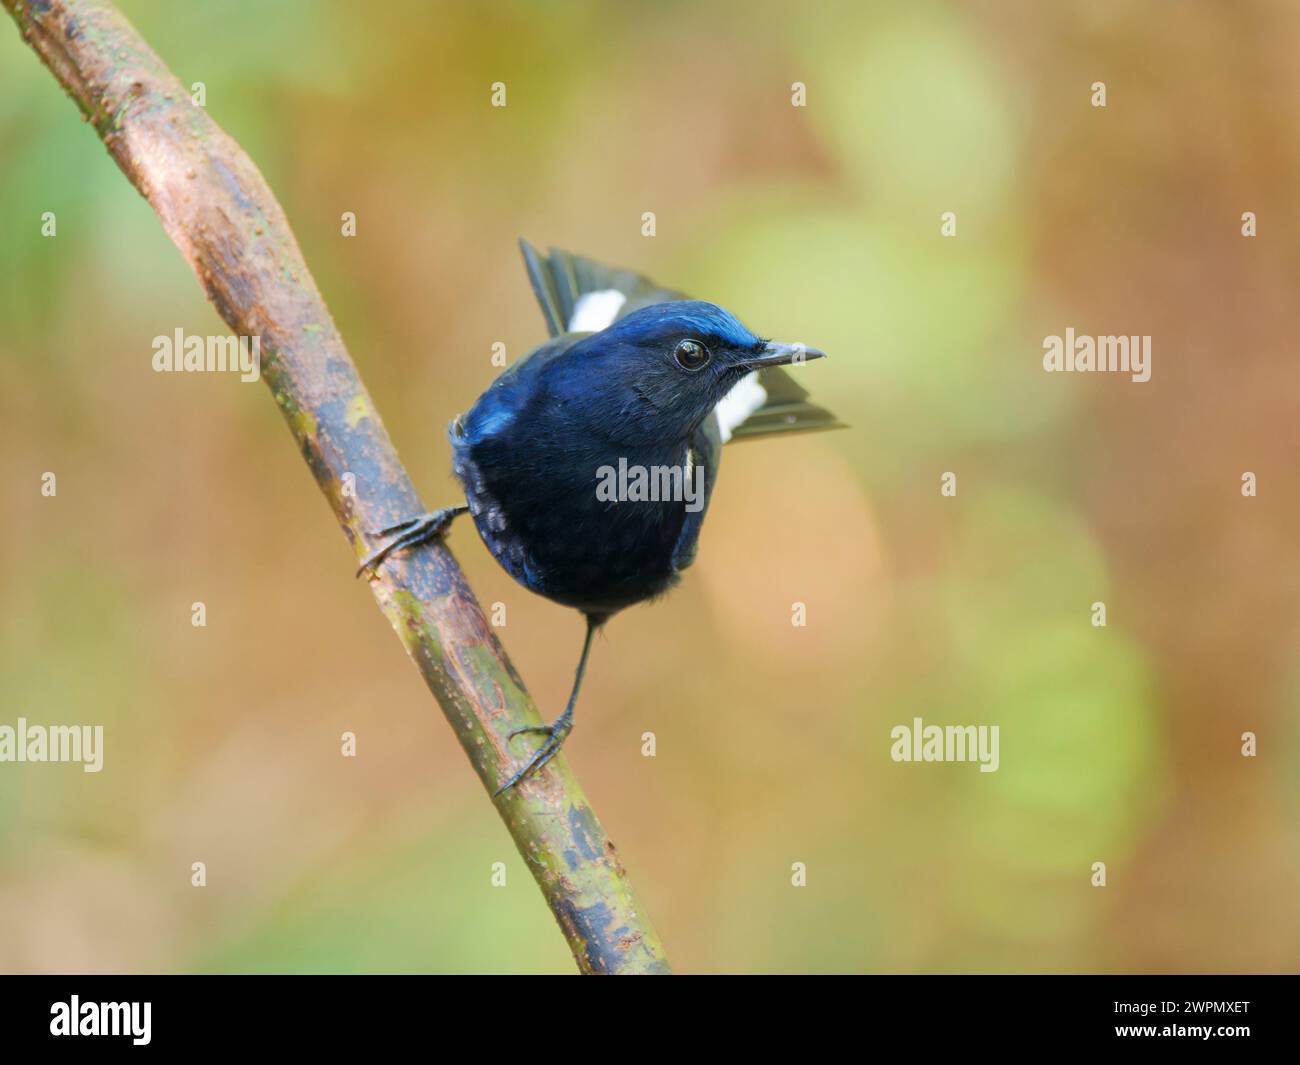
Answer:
[6,0,669,975]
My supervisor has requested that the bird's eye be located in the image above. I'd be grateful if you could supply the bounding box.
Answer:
[674,339,711,371]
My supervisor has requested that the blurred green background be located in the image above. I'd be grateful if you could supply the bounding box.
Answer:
[2,0,1298,974]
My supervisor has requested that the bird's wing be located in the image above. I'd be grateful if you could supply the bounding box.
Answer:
[452,333,581,444]
[671,415,722,573]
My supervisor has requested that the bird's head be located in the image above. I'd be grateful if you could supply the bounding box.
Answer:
[559,300,825,445]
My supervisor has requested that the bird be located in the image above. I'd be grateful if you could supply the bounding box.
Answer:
[359,240,842,796]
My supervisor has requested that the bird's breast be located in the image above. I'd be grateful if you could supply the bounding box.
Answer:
[452,432,695,615]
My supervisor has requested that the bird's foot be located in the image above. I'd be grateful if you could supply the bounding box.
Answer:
[356,505,468,577]
[493,709,574,796]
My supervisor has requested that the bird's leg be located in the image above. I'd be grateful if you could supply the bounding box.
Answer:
[356,504,469,577]
[494,616,600,796]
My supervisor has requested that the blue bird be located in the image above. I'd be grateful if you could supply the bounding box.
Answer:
[360,241,841,794]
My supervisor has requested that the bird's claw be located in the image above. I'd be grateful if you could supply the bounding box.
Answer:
[507,723,555,742]
[355,505,466,577]
[494,713,574,796]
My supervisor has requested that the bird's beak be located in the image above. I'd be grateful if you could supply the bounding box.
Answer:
[742,341,827,369]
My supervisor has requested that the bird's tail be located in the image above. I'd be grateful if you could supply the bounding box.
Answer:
[719,365,845,442]
[519,239,681,338]
[518,238,844,442]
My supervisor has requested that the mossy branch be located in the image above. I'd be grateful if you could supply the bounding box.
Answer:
[5,0,669,975]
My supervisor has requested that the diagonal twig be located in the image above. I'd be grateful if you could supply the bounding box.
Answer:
[5,0,669,975]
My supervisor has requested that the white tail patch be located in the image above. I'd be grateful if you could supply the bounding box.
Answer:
[568,289,626,332]
[715,371,767,442]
